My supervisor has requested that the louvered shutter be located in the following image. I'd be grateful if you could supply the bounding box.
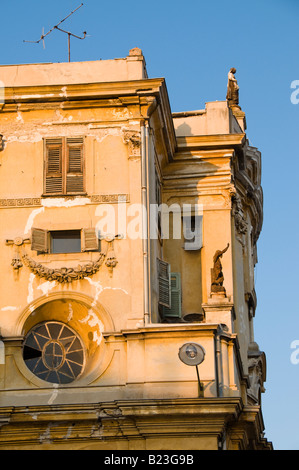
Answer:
[158,259,171,308]
[31,228,48,253]
[183,215,203,251]
[81,228,99,252]
[66,137,84,194]
[44,138,63,194]
[162,273,182,319]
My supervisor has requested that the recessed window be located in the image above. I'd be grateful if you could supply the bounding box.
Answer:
[23,321,85,384]
[50,230,81,254]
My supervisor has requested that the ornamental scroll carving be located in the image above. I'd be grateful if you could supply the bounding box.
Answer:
[232,193,247,235]
[122,129,141,158]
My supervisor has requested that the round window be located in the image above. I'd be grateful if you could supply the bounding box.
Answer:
[23,321,84,384]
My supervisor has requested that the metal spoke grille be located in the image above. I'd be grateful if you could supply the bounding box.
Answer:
[23,321,84,384]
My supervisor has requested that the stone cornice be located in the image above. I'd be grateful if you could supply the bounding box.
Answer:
[176,133,246,151]
[2,78,166,105]
[0,398,272,449]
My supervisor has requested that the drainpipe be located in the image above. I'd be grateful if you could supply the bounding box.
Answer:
[141,98,159,326]
[214,328,222,397]
[141,123,150,325]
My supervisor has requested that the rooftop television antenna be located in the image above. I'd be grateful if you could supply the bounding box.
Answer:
[23,3,87,62]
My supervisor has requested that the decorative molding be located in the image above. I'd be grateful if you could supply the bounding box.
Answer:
[0,194,130,208]
[122,129,141,158]
[0,198,41,208]
[90,194,129,204]
[22,252,106,283]
[232,193,247,235]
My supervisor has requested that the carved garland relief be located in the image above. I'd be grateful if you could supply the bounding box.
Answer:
[6,236,119,281]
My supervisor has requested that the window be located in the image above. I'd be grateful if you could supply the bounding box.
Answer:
[44,137,85,195]
[31,228,99,253]
[23,321,84,384]
[51,230,81,254]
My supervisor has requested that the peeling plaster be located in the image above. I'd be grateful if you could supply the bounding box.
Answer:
[90,423,103,438]
[85,277,129,305]
[67,302,73,322]
[79,308,104,346]
[16,110,24,123]
[39,424,52,444]
[24,207,45,235]
[81,278,128,345]
[48,383,59,405]
[41,197,91,208]
[1,306,19,311]
[27,273,35,304]
[0,341,5,364]
[63,425,74,440]
[37,280,56,296]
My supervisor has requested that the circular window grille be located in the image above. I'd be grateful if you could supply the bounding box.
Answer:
[23,321,84,384]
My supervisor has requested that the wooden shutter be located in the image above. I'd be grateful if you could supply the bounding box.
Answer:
[31,228,48,253]
[162,273,182,319]
[66,137,84,194]
[44,138,63,194]
[183,215,203,251]
[81,228,99,252]
[158,259,171,308]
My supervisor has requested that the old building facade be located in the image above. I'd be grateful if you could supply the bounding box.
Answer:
[0,48,272,450]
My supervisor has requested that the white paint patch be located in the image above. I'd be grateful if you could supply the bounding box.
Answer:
[85,277,128,306]
[37,280,56,296]
[48,383,59,405]
[60,86,68,98]
[79,308,104,346]
[39,425,52,444]
[0,341,5,364]
[16,110,24,123]
[82,278,128,345]
[63,425,73,440]
[41,197,91,208]
[15,94,55,100]
[27,273,35,304]
[67,302,74,322]
[1,306,19,311]
[24,207,45,235]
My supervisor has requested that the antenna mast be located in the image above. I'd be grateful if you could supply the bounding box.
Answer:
[23,3,87,62]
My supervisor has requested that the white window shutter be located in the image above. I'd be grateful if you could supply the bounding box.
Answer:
[158,259,171,308]
[183,215,203,251]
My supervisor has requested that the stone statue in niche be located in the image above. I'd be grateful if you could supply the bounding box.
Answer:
[226,68,239,107]
[211,243,229,294]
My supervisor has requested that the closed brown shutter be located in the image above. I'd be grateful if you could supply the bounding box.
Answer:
[31,228,48,253]
[157,258,171,308]
[44,138,63,194]
[81,228,99,252]
[66,137,84,194]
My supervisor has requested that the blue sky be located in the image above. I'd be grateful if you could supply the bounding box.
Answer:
[1,0,299,450]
